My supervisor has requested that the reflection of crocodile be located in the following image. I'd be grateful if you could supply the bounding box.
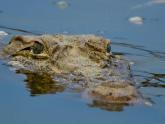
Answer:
[16,70,65,96]
[1,35,147,111]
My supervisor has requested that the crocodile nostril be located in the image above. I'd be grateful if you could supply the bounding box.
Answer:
[9,36,24,45]
[109,92,112,95]
[14,36,24,42]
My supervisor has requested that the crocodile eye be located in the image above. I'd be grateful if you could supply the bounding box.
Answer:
[107,44,111,53]
[32,42,44,54]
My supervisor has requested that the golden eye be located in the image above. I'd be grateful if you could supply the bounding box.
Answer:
[32,42,44,54]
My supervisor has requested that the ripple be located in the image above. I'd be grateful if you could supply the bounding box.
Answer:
[0,25,41,35]
[112,41,165,60]
[132,0,165,9]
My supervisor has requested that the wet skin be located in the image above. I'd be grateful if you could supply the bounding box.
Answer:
[1,34,145,111]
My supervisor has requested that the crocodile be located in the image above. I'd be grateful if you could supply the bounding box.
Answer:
[0,34,147,111]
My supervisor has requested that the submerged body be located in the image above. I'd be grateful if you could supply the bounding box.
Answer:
[1,34,144,111]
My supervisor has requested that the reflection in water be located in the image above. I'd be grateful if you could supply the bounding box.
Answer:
[15,70,115,111]
[15,69,148,112]
[16,70,65,96]
[134,70,165,88]
[112,51,147,57]
[89,100,129,112]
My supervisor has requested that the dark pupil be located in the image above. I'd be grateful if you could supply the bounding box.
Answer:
[32,42,44,54]
[107,44,111,53]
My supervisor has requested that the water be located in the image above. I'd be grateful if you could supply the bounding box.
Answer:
[0,0,165,124]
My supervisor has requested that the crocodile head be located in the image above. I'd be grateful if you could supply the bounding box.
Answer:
[2,34,146,111]
[3,34,110,75]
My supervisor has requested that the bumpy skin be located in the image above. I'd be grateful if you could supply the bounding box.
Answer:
[2,34,142,111]
[4,35,109,75]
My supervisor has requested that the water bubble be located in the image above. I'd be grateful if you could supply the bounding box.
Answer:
[129,61,135,65]
[0,31,8,36]
[144,100,153,106]
[55,0,70,10]
[128,16,144,25]
[0,31,8,39]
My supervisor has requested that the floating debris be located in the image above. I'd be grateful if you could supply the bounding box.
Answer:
[128,16,144,25]
[55,0,69,10]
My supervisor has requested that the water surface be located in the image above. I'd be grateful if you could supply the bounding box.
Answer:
[0,0,165,124]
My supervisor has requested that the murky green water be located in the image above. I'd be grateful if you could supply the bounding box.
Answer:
[0,0,165,124]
